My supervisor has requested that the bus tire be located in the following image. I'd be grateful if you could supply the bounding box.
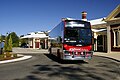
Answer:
[49,48,52,54]
[57,49,61,59]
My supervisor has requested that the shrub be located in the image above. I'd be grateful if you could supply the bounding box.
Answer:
[5,52,12,58]
[13,54,17,58]
[0,54,4,60]
[4,34,12,52]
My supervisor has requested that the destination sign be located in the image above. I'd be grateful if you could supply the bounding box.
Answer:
[66,21,85,27]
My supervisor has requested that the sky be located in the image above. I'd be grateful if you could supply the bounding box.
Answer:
[0,0,120,36]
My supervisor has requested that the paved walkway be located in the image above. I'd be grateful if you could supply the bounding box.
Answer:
[12,47,48,54]
[94,52,120,62]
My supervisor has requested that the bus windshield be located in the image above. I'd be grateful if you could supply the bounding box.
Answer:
[64,27,92,46]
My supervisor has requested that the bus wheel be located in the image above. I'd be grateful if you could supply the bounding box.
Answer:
[49,48,52,54]
[57,49,61,59]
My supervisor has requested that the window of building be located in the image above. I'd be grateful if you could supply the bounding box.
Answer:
[113,28,120,47]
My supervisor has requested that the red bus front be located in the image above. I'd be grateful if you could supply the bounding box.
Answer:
[63,20,93,60]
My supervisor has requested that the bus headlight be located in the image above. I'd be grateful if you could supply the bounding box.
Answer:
[81,52,84,55]
[64,50,71,55]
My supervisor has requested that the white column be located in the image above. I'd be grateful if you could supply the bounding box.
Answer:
[39,39,41,49]
[94,38,97,51]
[107,26,111,53]
[45,39,47,49]
[33,38,35,49]
[113,31,116,47]
[118,29,120,46]
[94,32,98,51]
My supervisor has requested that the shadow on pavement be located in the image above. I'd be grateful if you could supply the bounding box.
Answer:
[14,53,120,80]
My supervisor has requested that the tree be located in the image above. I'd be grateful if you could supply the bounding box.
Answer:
[0,35,2,42]
[4,35,8,52]
[19,38,28,47]
[7,32,19,47]
[4,34,13,52]
[0,34,5,42]
[8,35,12,52]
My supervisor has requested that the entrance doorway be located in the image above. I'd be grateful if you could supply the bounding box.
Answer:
[40,40,45,49]
[97,35,107,52]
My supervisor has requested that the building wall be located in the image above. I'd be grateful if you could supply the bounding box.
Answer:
[110,24,120,51]
[28,38,48,49]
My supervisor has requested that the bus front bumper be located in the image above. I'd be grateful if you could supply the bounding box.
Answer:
[63,51,93,60]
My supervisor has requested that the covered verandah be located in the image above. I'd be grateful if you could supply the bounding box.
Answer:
[90,18,107,52]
